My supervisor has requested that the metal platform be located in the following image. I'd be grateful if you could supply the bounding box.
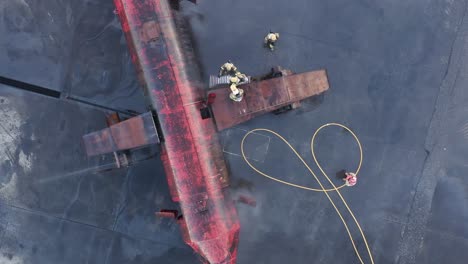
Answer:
[82,112,159,156]
[210,69,329,131]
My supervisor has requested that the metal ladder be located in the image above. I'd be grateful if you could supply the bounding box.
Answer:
[209,75,251,89]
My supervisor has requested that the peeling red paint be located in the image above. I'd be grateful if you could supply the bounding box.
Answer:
[113,0,240,263]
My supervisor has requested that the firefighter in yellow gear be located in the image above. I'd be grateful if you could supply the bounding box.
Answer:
[235,71,248,83]
[229,75,244,102]
[230,75,240,86]
[264,31,280,51]
[219,60,238,77]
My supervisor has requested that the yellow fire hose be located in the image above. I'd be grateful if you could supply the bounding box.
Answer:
[240,123,374,264]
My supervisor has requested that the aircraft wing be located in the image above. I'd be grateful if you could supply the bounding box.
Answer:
[82,111,160,156]
[209,68,329,131]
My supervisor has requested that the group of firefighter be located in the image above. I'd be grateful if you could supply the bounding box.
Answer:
[216,31,359,187]
[218,31,280,102]
[218,61,248,102]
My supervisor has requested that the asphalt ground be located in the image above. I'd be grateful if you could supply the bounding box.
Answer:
[1,0,468,263]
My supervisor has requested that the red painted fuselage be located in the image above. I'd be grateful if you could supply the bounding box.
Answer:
[113,0,240,263]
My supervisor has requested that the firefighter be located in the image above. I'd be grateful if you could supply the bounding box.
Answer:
[229,84,244,102]
[229,75,240,86]
[235,71,248,83]
[229,75,244,102]
[343,172,357,187]
[218,60,238,77]
[264,31,280,51]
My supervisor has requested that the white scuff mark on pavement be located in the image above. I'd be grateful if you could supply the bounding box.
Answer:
[460,122,468,140]
[0,96,23,164]
[0,252,24,264]
[47,12,54,23]
[2,216,28,264]
[18,150,33,173]
[0,97,22,145]
[0,96,25,200]
[0,171,19,202]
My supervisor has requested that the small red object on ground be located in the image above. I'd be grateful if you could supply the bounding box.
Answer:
[345,172,357,187]
[237,195,257,207]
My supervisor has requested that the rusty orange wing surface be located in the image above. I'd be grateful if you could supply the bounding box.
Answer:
[82,112,159,156]
[209,69,329,131]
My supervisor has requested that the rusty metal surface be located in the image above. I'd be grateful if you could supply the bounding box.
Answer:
[210,69,329,131]
[113,0,240,263]
[83,111,159,156]
[286,70,329,100]
[106,112,121,126]
[155,210,179,219]
[237,195,257,207]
